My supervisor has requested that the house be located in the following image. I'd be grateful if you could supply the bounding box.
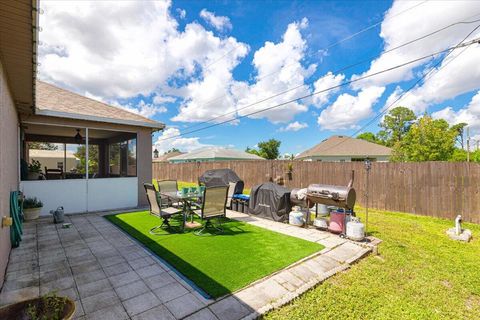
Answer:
[28,149,79,173]
[21,80,165,215]
[0,1,163,287]
[168,146,264,163]
[153,150,185,162]
[295,135,392,162]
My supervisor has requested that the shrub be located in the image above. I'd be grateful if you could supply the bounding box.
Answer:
[23,197,43,209]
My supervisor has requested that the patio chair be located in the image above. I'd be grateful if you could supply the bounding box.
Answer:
[144,183,184,234]
[226,181,236,209]
[156,179,181,208]
[193,185,229,236]
[45,168,63,180]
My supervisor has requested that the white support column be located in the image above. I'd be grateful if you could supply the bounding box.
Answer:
[86,127,89,212]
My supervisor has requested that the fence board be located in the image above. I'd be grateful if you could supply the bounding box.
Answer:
[152,161,480,224]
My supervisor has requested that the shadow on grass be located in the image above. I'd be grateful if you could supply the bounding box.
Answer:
[104,213,249,298]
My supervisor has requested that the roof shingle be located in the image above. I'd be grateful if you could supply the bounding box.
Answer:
[35,81,164,129]
[296,135,392,159]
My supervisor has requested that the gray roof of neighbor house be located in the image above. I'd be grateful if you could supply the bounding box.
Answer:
[169,147,264,162]
[153,151,185,162]
[35,81,165,129]
[296,135,392,159]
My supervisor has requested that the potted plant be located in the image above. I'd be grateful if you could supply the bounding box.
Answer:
[285,162,293,180]
[0,292,75,320]
[28,160,42,180]
[23,197,43,221]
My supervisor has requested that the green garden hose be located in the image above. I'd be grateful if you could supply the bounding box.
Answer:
[10,191,23,248]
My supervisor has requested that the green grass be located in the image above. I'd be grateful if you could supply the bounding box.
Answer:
[264,208,480,320]
[105,211,323,298]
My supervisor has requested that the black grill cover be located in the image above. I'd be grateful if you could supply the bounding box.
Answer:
[198,169,244,194]
[249,182,291,222]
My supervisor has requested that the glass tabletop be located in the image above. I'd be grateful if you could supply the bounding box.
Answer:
[159,191,202,200]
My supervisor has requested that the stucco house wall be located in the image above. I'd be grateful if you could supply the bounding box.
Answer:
[0,60,19,286]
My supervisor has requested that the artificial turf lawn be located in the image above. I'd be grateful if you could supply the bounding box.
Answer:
[105,211,323,298]
[264,207,480,320]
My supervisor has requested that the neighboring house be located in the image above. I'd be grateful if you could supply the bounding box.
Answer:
[0,2,164,287]
[29,149,79,172]
[153,150,185,162]
[169,146,264,163]
[296,135,392,162]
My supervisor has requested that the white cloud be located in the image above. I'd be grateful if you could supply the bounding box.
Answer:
[38,1,246,106]
[153,127,207,154]
[113,100,167,118]
[384,45,480,113]
[153,94,176,104]
[317,86,385,130]
[312,72,345,107]
[351,0,480,89]
[176,8,186,19]
[234,18,316,123]
[279,121,309,132]
[199,9,232,31]
[432,91,480,134]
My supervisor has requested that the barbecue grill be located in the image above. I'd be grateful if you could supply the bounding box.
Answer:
[290,171,357,233]
[306,171,356,210]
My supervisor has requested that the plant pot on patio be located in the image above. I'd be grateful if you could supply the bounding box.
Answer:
[0,295,75,320]
[23,197,43,221]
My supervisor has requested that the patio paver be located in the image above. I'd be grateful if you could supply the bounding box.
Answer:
[0,209,378,319]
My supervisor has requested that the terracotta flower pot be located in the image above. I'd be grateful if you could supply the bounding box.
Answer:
[23,207,42,221]
[0,296,75,320]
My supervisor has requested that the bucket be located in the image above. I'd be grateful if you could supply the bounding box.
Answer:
[328,210,346,234]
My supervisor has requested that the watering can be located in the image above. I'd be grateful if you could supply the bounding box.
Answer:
[50,206,64,224]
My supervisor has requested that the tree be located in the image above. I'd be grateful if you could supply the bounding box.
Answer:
[246,139,281,159]
[378,107,417,146]
[451,122,468,149]
[356,132,381,144]
[28,142,58,150]
[74,145,99,174]
[392,116,457,162]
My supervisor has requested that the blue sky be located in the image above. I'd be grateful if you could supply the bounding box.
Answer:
[38,1,480,156]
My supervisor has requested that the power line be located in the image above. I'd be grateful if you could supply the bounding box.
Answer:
[315,24,480,155]
[174,0,429,117]
[157,36,479,142]
[169,17,480,135]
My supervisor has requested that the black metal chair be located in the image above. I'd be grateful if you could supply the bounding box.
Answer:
[144,183,184,234]
[193,185,229,236]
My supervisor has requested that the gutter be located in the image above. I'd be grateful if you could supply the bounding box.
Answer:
[34,108,166,130]
[31,0,40,113]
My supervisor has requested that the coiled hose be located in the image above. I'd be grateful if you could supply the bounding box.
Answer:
[10,191,23,248]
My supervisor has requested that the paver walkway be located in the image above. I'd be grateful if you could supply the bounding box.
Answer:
[0,210,378,319]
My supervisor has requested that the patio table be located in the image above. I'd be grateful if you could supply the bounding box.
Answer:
[159,191,203,229]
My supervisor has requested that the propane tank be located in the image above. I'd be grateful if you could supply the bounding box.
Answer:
[289,207,305,226]
[346,217,365,241]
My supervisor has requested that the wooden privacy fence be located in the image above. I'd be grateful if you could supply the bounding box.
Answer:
[152,161,480,224]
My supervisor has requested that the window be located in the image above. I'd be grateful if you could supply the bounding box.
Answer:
[107,137,137,177]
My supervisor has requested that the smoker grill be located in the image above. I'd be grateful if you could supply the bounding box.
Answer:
[306,171,356,210]
[290,171,357,232]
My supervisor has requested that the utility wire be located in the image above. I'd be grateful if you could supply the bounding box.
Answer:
[313,24,480,155]
[157,36,479,142]
[178,17,480,132]
[176,1,429,115]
